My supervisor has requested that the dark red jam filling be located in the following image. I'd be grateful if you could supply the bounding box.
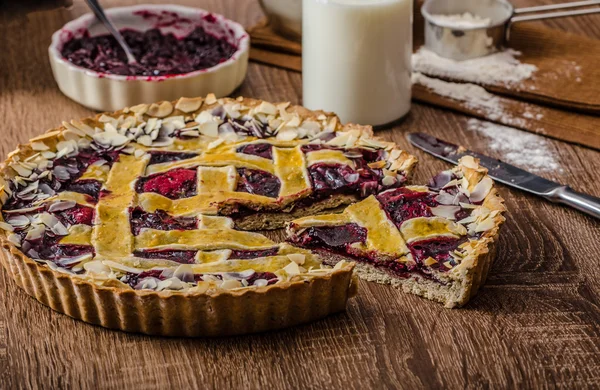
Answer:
[133,249,197,264]
[129,208,197,235]
[308,163,385,199]
[136,168,197,199]
[376,188,438,229]
[60,27,237,77]
[408,237,463,269]
[236,168,281,198]
[228,247,279,259]
[291,223,367,248]
[20,233,94,264]
[3,148,119,211]
[63,179,103,199]
[301,144,386,163]
[56,204,95,226]
[289,225,464,282]
[236,143,273,159]
[148,151,198,165]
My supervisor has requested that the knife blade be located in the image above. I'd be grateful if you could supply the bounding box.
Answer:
[407,132,600,220]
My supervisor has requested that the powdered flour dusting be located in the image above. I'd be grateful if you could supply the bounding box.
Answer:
[412,47,537,86]
[467,119,561,173]
[412,72,542,128]
[428,12,491,28]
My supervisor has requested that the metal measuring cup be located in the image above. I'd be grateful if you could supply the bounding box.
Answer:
[422,0,600,61]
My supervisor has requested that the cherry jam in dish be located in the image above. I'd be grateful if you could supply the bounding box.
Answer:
[60,27,237,76]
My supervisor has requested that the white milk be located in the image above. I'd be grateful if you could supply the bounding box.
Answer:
[302,0,413,126]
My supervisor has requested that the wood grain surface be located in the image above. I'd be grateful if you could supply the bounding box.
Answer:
[1,0,600,388]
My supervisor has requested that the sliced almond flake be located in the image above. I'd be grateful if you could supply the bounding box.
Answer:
[443,261,454,269]
[134,149,146,158]
[223,103,241,119]
[368,160,387,169]
[129,103,148,115]
[220,279,242,289]
[175,97,203,113]
[253,279,268,287]
[20,161,38,170]
[460,156,479,170]
[430,205,461,220]
[48,200,76,212]
[276,129,298,141]
[10,163,32,177]
[255,101,277,115]
[469,176,494,203]
[103,260,143,274]
[287,253,305,265]
[474,217,496,233]
[151,138,174,147]
[207,138,225,150]
[40,212,60,228]
[17,181,38,196]
[198,122,219,138]
[317,114,327,121]
[7,215,30,227]
[41,151,56,159]
[283,261,301,275]
[381,176,397,186]
[145,117,159,133]
[205,93,217,105]
[25,224,46,241]
[31,141,49,151]
[0,221,15,232]
[147,101,174,118]
[459,202,477,209]
[136,135,153,146]
[7,233,21,247]
[423,257,438,266]
[71,120,97,137]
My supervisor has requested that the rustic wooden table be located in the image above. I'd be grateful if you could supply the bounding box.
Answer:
[1,0,599,388]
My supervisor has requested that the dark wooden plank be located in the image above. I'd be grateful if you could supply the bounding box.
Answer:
[1,0,600,389]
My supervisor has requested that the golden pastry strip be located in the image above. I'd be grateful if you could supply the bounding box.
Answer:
[134,228,277,251]
[92,154,149,258]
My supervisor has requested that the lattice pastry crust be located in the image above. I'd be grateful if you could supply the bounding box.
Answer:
[287,157,506,308]
[0,95,419,336]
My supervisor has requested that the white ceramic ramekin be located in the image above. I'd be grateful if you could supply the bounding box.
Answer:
[49,4,249,112]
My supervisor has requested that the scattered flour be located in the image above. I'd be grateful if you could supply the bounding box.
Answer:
[412,47,538,86]
[428,12,491,28]
[466,119,562,173]
[412,72,542,128]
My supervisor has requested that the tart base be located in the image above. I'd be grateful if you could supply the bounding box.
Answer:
[0,242,357,337]
[305,240,497,309]
[232,194,358,230]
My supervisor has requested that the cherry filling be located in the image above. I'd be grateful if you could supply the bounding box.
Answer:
[291,223,367,248]
[133,249,197,264]
[308,163,383,199]
[63,180,103,199]
[236,143,273,159]
[61,27,238,77]
[228,247,279,259]
[136,168,197,199]
[129,208,197,235]
[289,224,463,281]
[21,233,94,264]
[56,204,95,226]
[236,168,281,198]
[148,151,198,165]
[3,148,119,211]
[376,188,438,229]
[408,237,463,269]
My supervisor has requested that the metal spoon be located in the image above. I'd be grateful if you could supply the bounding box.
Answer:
[422,0,600,61]
[84,0,137,64]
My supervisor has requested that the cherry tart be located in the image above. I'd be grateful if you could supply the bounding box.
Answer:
[287,157,506,308]
[0,95,418,336]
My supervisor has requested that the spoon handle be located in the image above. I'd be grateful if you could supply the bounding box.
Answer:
[84,0,137,64]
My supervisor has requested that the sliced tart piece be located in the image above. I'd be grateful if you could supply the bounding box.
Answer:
[287,156,506,308]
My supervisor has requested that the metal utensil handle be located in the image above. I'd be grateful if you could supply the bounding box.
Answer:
[545,186,600,220]
[512,0,600,23]
[84,0,137,64]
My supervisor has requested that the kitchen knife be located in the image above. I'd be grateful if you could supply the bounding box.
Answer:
[407,132,600,220]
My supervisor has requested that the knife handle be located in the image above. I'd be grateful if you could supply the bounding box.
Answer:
[545,186,600,220]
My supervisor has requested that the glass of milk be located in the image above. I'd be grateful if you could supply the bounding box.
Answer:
[302,0,413,127]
